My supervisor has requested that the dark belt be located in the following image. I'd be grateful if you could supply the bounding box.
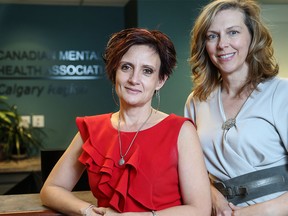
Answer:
[213,165,288,204]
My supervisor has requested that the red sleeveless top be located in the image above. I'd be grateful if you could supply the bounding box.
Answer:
[77,113,191,212]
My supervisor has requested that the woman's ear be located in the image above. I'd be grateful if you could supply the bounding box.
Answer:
[156,75,168,91]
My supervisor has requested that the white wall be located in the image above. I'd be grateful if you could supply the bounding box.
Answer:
[261,4,288,77]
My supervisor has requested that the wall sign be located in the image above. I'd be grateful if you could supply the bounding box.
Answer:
[0,49,105,97]
[0,50,105,80]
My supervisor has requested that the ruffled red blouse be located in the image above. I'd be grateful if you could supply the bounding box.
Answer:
[77,113,191,212]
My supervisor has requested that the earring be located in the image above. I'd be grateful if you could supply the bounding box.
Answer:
[155,90,160,113]
[112,85,119,106]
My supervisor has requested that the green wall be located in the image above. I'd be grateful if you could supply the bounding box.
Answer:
[0,4,124,150]
[137,0,209,115]
[0,0,208,151]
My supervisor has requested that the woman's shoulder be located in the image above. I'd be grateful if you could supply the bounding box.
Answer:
[264,76,288,86]
[260,76,288,94]
[164,113,195,127]
[274,76,288,87]
[186,86,219,103]
[151,111,189,123]
[76,113,112,124]
[257,77,288,108]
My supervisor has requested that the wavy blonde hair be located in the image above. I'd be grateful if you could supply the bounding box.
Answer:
[189,0,279,101]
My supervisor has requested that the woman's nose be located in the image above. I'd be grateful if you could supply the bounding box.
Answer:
[128,71,140,83]
[217,36,229,49]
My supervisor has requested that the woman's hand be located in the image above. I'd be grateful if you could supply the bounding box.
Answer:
[211,186,233,216]
[229,191,288,216]
[229,202,268,216]
[229,200,281,216]
[91,206,106,215]
[92,207,118,216]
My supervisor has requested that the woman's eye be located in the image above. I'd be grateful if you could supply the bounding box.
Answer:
[121,64,131,71]
[143,68,153,75]
[206,33,218,41]
[229,30,239,36]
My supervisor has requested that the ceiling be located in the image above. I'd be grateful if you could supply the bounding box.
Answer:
[258,0,288,3]
[0,0,130,6]
[0,0,286,6]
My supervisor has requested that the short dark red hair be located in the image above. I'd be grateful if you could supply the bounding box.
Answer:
[103,28,177,84]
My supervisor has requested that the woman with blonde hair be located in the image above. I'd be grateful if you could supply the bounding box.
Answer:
[185,0,288,215]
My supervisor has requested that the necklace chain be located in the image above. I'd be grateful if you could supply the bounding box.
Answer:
[117,108,153,166]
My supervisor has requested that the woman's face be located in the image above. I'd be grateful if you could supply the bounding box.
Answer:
[205,9,252,77]
[115,44,166,107]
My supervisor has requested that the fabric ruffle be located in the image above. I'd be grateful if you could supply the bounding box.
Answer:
[77,114,187,212]
[77,115,156,212]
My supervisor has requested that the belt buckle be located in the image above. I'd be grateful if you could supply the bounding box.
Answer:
[235,186,248,197]
[214,181,234,199]
[214,182,248,199]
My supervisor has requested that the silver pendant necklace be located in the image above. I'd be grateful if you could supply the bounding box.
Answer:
[221,90,252,131]
[117,108,153,166]
[222,118,236,130]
